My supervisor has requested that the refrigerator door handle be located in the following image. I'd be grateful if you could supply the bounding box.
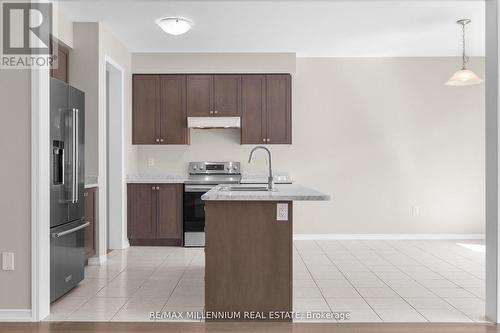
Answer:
[51,222,90,238]
[71,108,78,203]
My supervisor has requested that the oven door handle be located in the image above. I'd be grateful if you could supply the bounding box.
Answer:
[185,185,216,193]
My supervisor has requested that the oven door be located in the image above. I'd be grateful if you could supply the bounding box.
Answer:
[183,185,215,247]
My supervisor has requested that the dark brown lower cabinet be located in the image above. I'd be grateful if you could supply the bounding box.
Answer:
[127,183,183,246]
[204,201,293,321]
[84,187,97,260]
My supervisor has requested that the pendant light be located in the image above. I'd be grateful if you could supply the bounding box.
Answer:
[446,19,483,86]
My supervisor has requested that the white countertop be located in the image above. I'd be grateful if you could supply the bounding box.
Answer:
[201,184,329,201]
[240,175,292,184]
[126,174,293,184]
[85,176,98,189]
[126,174,186,184]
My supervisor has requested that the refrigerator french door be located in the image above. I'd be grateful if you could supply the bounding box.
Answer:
[50,78,87,302]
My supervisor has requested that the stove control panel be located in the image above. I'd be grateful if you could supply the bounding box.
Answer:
[189,161,241,175]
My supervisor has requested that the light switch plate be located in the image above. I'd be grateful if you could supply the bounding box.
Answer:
[276,203,288,221]
[2,252,14,271]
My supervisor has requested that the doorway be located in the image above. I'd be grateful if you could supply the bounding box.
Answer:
[105,57,128,253]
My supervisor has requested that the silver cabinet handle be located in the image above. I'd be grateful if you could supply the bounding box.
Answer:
[262,138,266,142]
[155,138,160,143]
[209,111,214,115]
[267,138,270,142]
[51,222,90,238]
[160,138,164,143]
[152,186,155,190]
[156,186,160,190]
[214,110,218,115]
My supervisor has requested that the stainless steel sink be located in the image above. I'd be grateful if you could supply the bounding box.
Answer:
[219,186,269,192]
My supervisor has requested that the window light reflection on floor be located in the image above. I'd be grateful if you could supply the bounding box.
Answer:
[457,243,485,253]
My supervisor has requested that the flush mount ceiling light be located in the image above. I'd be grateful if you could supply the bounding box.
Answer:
[446,19,483,86]
[155,17,192,36]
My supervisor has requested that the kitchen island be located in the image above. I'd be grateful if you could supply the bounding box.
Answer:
[201,184,329,321]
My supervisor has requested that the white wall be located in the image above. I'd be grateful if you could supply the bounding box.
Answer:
[52,4,73,48]
[133,56,485,235]
[0,70,31,309]
[99,24,136,251]
[69,23,99,177]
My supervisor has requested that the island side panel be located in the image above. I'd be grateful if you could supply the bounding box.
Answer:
[204,201,293,321]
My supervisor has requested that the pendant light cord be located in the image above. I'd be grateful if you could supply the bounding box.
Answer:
[461,22,470,70]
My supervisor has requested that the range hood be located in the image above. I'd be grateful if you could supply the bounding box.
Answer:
[187,117,241,129]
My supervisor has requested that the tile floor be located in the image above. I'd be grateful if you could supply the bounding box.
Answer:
[47,240,486,323]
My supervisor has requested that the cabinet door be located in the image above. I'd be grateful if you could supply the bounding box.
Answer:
[160,75,188,144]
[127,184,157,239]
[84,188,95,259]
[50,40,68,83]
[214,75,241,116]
[157,184,183,240]
[241,75,266,144]
[187,75,213,116]
[266,75,291,144]
[133,75,161,144]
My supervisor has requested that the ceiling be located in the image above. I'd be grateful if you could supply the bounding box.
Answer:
[58,0,486,57]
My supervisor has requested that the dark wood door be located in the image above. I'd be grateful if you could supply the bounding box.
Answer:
[213,75,241,116]
[127,184,157,239]
[133,75,161,144]
[157,184,183,240]
[241,75,266,144]
[84,188,96,259]
[160,75,188,144]
[187,75,213,116]
[266,75,291,144]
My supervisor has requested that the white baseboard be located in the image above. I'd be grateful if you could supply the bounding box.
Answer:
[0,309,32,322]
[293,234,485,240]
[87,254,108,266]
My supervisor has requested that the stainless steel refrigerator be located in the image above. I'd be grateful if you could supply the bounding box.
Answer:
[50,78,87,302]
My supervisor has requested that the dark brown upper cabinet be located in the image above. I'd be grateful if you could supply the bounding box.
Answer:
[133,75,160,144]
[133,74,188,145]
[241,75,266,144]
[50,37,69,83]
[241,74,291,144]
[160,75,188,144]
[187,75,241,117]
[266,74,292,144]
[187,75,213,117]
[214,75,241,116]
[127,183,183,246]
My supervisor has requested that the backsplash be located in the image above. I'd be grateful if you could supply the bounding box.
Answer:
[137,129,293,177]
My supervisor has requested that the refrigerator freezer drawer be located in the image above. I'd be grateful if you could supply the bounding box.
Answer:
[50,219,87,302]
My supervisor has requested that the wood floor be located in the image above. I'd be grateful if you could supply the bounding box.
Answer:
[0,322,499,333]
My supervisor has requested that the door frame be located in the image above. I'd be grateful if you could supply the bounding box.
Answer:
[104,55,129,253]
[30,1,500,323]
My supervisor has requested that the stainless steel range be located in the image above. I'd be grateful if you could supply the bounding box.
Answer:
[183,161,241,247]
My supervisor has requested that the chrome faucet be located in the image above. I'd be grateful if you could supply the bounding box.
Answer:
[248,146,274,191]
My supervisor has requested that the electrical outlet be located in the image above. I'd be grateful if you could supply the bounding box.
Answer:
[276,203,288,221]
[147,158,155,167]
[2,252,14,271]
